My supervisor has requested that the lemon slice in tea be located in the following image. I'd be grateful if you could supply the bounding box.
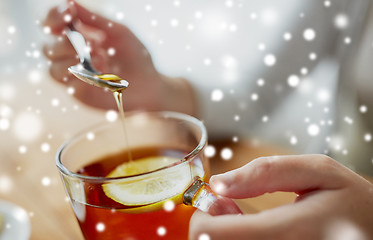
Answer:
[103,156,192,206]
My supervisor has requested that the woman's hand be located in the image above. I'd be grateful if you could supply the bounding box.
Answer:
[43,1,196,114]
[190,155,373,240]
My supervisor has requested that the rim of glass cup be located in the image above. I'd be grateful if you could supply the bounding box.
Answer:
[56,111,208,183]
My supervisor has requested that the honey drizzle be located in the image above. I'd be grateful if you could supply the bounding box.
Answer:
[113,90,133,162]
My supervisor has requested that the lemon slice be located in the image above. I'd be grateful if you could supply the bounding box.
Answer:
[103,156,192,207]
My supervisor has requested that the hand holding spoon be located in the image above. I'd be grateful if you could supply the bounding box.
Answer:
[65,23,129,91]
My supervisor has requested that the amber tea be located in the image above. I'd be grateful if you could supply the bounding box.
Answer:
[72,146,206,240]
[56,111,215,239]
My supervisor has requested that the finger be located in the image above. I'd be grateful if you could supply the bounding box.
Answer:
[210,154,351,199]
[72,2,124,35]
[66,79,117,110]
[43,4,76,35]
[189,205,319,240]
[190,193,332,240]
[190,211,255,240]
[43,37,76,61]
[49,57,78,83]
[48,64,116,110]
[90,47,110,73]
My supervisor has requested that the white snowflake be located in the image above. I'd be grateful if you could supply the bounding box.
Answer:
[43,26,51,34]
[262,115,269,122]
[251,93,259,101]
[344,116,353,125]
[290,136,298,145]
[258,43,266,51]
[106,110,118,122]
[344,37,351,44]
[303,28,316,41]
[211,89,223,102]
[67,87,75,95]
[287,75,300,87]
[13,112,43,141]
[260,9,277,25]
[116,12,124,20]
[0,175,12,193]
[203,58,212,66]
[257,78,265,86]
[199,233,211,240]
[107,47,116,56]
[144,4,152,12]
[163,200,175,212]
[220,148,233,160]
[364,133,372,142]
[86,132,95,141]
[229,24,238,32]
[195,11,203,19]
[41,143,50,152]
[29,70,42,84]
[204,145,216,157]
[63,14,72,23]
[41,177,51,186]
[170,18,179,27]
[151,19,158,27]
[96,223,105,232]
[187,24,194,31]
[359,105,367,113]
[307,124,320,136]
[157,226,166,236]
[18,145,27,154]
[309,52,317,61]
[0,118,10,131]
[51,98,60,107]
[221,55,237,69]
[8,25,16,34]
[263,54,276,66]
[284,32,292,41]
[225,0,234,8]
[334,14,349,29]
[317,89,330,102]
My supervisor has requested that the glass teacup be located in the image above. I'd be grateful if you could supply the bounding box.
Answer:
[56,111,241,240]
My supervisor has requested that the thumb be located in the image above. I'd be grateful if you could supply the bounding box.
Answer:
[209,154,350,199]
[72,1,124,35]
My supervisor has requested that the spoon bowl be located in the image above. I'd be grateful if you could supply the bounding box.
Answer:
[65,23,129,91]
[68,65,129,91]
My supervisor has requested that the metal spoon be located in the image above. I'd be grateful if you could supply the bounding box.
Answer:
[65,23,129,91]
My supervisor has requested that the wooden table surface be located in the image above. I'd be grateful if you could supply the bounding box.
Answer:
[0,80,371,239]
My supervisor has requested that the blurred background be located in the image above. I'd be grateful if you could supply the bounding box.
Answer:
[0,0,373,239]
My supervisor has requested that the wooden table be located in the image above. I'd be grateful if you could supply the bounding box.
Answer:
[0,80,371,239]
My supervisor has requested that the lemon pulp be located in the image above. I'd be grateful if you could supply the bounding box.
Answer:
[102,156,193,211]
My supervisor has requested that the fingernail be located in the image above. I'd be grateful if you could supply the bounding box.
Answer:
[57,1,76,19]
[210,172,234,194]
[57,2,69,14]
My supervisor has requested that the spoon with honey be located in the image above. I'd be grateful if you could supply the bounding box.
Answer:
[65,23,132,161]
[65,23,129,91]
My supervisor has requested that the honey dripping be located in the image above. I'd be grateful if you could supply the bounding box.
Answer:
[96,74,133,161]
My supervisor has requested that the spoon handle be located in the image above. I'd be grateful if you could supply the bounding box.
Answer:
[65,23,99,74]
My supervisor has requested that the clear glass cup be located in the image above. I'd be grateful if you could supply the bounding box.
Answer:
[56,111,241,240]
